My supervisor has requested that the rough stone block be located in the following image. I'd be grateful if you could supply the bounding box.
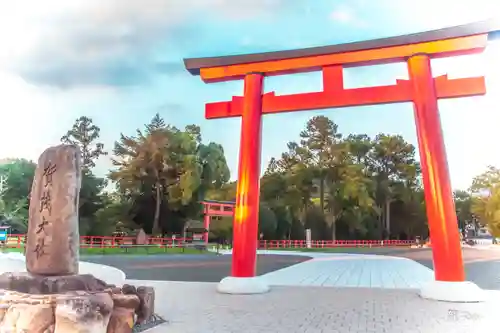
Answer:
[121,284,136,295]
[0,273,108,294]
[0,284,157,332]
[111,294,140,310]
[106,307,135,333]
[11,303,54,333]
[54,292,113,333]
[136,286,155,324]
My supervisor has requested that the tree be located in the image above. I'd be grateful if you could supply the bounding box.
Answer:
[259,203,278,239]
[298,116,342,213]
[470,166,500,195]
[260,172,292,239]
[78,172,110,235]
[92,196,135,236]
[0,159,36,204]
[257,115,426,241]
[368,134,418,238]
[322,160,376,240]
[261,142,315,233]
[0,197,29,233]
[470,166,500,236]
[110,115,177,234]
[110,114,230,235]
[470,172,500,238]
[61,116,108,171]
[479,188,500,237]
[0,175,6,197]
[205,182,236,202]
[344,134,372,168]
[60,117,110,235]
[454,190,473,230]
[296,116,377,240]
[0,159,36,232]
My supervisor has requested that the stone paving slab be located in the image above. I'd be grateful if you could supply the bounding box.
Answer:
[134,280,500,333]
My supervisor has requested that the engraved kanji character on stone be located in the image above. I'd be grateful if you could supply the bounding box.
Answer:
[39,190,52,215]
[36,216,49,235]
[34,238,48,259]
[43,162,57,187]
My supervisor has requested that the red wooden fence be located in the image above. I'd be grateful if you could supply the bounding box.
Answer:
[2,234,415,249]
[258,239,415,248]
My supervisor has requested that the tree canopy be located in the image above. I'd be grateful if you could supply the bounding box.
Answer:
[0,113,493,240]
[469,166,500,237]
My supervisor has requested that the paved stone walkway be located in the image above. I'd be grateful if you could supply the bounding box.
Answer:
[134,280,500,333]
[135,250,500,332]
[216,250,435,288]
[260,253,434,288]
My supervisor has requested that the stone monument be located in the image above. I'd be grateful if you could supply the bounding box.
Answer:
[135,229,148,246]
[0,145,157,332]
[25,145,81,276]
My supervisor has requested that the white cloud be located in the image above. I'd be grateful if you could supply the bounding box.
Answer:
[389,0,500,31]
[0,0,287,87]
[0,72,58,160]
[330,6,355,23]
[0,0,289,163]
[0,69,122,162]
[329,5,366,27]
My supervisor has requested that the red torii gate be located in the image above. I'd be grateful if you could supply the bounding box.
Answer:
[201,200,235,243]
[184,20,499,301]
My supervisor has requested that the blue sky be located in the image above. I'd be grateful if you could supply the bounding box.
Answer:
[0,0,499,190]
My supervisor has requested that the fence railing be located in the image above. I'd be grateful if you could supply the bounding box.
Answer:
[2,235,416,249]
[258,239,416,249]
[3,234,193,248]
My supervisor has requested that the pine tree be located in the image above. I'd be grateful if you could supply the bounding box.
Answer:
[146,113,166,134]
[61,116,108,171]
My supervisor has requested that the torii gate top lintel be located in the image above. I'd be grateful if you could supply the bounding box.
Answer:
[184,19,500,81]
[183,20,500,121]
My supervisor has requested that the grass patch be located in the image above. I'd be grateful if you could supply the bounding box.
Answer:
[1,246,212,256]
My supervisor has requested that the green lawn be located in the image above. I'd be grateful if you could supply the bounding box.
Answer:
[2,246,213,255]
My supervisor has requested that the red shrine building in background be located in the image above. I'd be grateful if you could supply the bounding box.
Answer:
[185,20,500,301]
[201,200,235,243]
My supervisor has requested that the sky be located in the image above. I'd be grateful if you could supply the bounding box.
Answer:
[0,0,499,190]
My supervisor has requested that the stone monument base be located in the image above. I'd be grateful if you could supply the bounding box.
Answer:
[0,272,155,332]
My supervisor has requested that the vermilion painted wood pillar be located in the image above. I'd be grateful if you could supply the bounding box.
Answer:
[231,73,264,278]
[203,213,210,244]
[407,54,465,282]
